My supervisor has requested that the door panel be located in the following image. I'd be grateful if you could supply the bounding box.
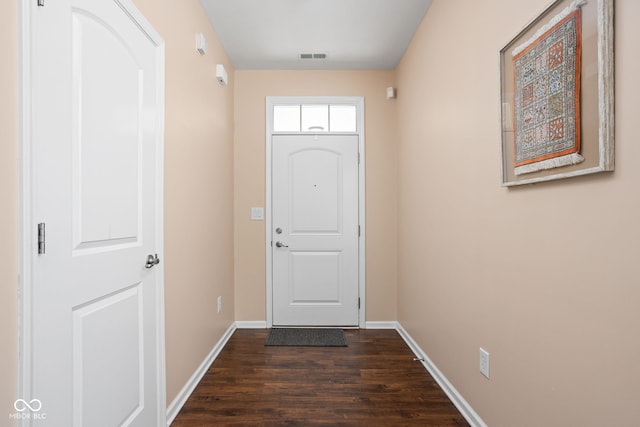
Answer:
[272,135,358,326]
[72,284,144,426]
[290,149,341,233]
[29,1,164,425]
[72,8,143,251]
[290,251,341,302]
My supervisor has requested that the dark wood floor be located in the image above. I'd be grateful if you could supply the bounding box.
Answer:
[171,329,469,426]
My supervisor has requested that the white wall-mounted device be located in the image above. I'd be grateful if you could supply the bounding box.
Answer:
[216,64,228,86]
[251,207,264,221]
[386,87,396,100]
[195,33,207,55]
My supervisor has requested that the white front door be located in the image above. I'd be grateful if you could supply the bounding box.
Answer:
[26,0,164,425]
[272,135,359,326]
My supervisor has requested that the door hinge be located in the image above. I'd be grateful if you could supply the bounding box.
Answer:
[37,0,44,6]
[358,225,361,237]
[358,297,361,309]
[37,223,45,254]
[358,152,361,164]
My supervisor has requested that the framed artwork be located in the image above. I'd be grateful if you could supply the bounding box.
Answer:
[500,0,614,186]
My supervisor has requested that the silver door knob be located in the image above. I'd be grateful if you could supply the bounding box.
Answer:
[275,241,288,248]
[145,253,160,268]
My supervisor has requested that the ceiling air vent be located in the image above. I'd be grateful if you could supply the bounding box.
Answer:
[299,53,327,60]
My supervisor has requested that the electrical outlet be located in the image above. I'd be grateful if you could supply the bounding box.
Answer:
[479,348,490,379]
[217,296,222,314]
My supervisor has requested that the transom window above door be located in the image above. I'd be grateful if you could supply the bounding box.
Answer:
[273,104,357,133]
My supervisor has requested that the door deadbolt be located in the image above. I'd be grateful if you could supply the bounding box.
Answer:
[275,227,282,234]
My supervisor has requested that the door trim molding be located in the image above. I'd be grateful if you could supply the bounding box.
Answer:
[265,96,366,328]
[18,1,167,424]
[18,2,33,418]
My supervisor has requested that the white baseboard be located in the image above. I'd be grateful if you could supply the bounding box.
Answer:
[364,321,399,329]
[165,322,237,426]
[237,321,397,329]
[235,320,268,329]
[395,323,488,427]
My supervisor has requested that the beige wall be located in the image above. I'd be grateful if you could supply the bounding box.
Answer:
[0,1,18,424]
[396,0,640,425]
[131,0,236,405]
[234,70,398,322]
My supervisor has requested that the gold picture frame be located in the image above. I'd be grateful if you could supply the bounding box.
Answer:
[500,0,614,186]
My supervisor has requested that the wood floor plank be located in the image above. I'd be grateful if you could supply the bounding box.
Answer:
[171,329,469,426]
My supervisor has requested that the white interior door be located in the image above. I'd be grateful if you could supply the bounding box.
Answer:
[27,0,164,425]
[272,135,359,326]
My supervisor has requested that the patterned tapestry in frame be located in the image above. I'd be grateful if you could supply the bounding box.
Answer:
[499,0,614,186]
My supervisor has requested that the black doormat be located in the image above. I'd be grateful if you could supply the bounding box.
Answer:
[265,328,348,347]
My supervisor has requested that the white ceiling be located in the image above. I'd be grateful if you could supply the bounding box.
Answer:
[199,0,433,70]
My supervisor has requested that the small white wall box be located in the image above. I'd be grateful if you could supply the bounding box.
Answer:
[196,33,207,55]
[386,87,396,100]
[216,64,228,86]
[251,207,264,221]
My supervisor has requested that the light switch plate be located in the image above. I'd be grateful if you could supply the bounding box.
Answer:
[251,207,264,221]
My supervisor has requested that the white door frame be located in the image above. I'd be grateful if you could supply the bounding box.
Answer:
[17,1,166,424]
[265,96,366,328]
